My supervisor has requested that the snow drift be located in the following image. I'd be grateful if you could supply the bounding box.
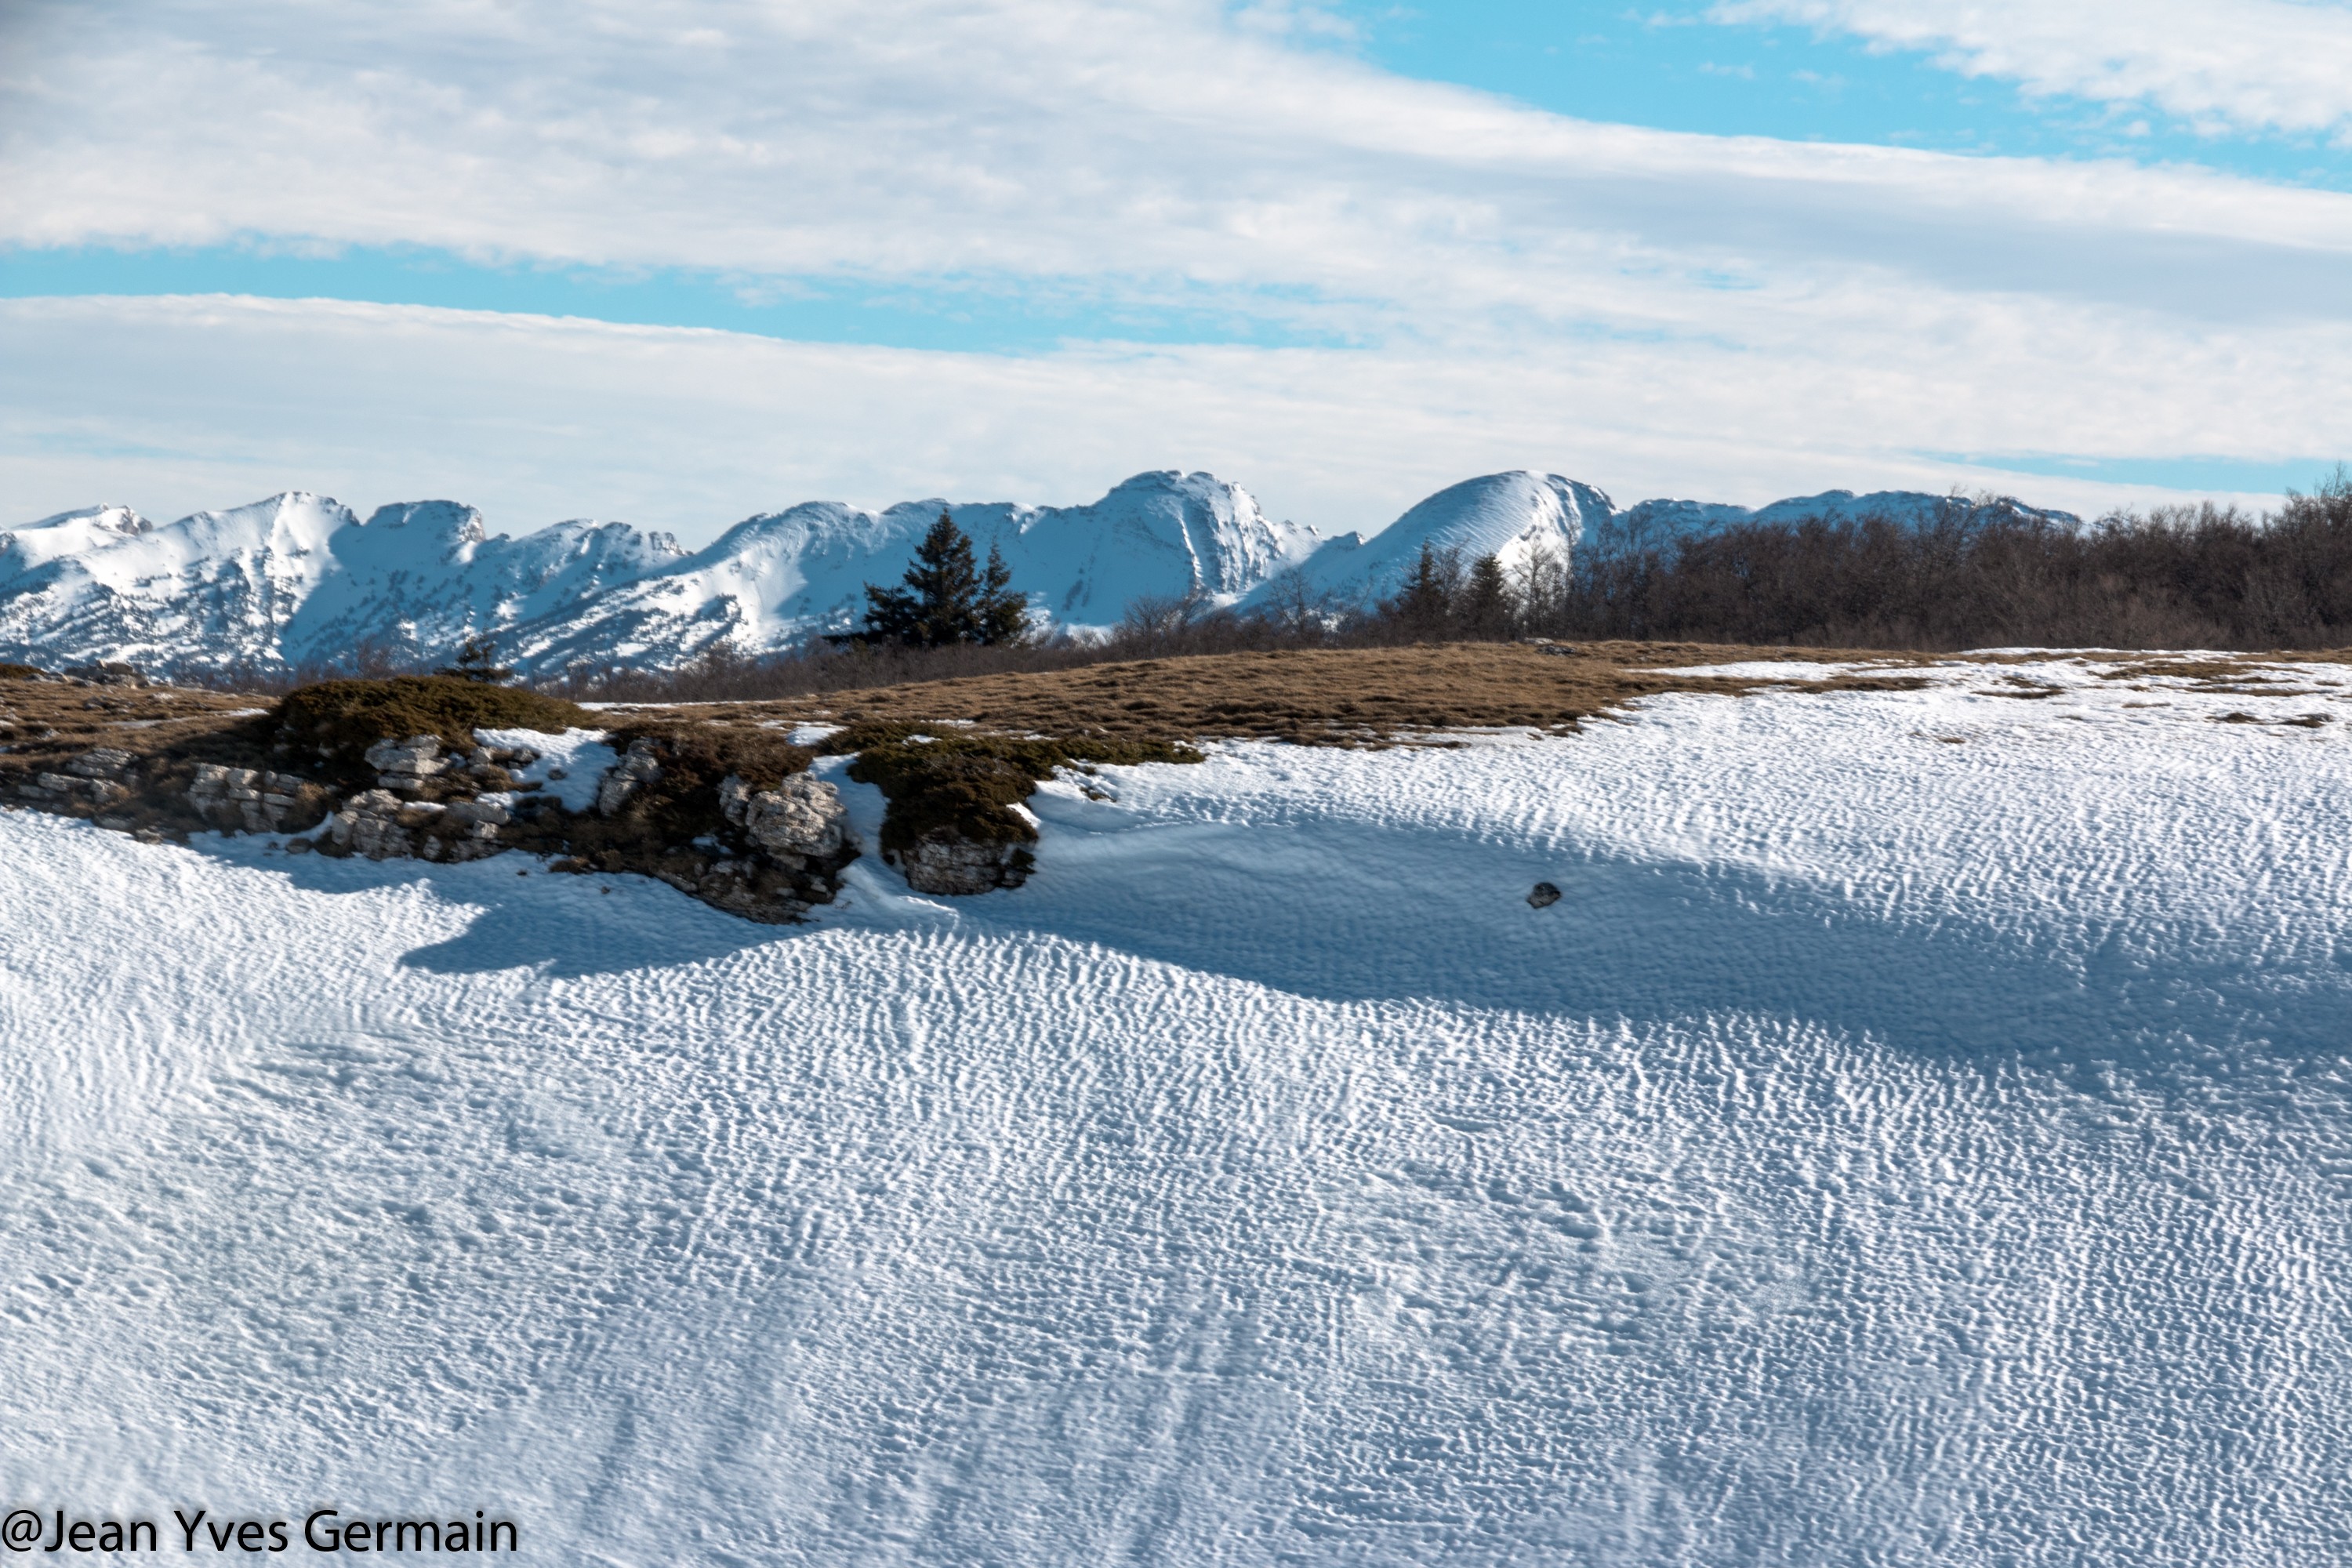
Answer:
[0,657,2343,1562]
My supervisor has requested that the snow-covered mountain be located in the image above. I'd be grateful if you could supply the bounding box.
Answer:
[1592,488,2081,559]
[492,470,1319,671]
[0,492,684,675]
[0,471,2076,674]
[1244,472,1609,611]
[0,504,154,587]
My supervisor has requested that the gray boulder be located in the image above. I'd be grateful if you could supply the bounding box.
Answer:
[898,833,1029,897]
[724,772,855,863]
[597,739,663,815]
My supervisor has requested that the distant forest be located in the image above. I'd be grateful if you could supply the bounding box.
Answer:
[1534,472,2352,653]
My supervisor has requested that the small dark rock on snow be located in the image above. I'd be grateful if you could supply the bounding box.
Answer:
[1527,881,1562,909]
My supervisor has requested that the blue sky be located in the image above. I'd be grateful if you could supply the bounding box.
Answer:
[1338,1,2352,183]
[3,0,2350,539]
[8,2,2346,347]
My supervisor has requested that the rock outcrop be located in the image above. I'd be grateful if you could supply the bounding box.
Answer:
[0,670,1110,920]
[14,745,137,811]
[895,833,1033,896]
[325,789,510,862]
[597,739,662,815]
[721,772,855,864]
[187,764,333,835]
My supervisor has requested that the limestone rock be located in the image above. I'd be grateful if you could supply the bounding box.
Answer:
[64,749,136,780]
[597,739,663,815]
[366,734,448,795]
[328,789,413,858]
[444,798,510,829]
[189,764,322,833]
[717,775,754,826]
[328,786,506,862]
[898,832,1031,896]
[733,773,855,862]
[35,770,129,807]
[365,734,445,775]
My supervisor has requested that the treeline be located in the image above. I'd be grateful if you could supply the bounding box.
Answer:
[1116,473,2352,658]
[167,472,2352,702]
[1554,476,2352,651]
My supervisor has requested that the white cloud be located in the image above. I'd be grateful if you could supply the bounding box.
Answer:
[0,294,2321,542]
[6,0,2352,332]
[1,0,2347,529]
[1718,0,2352,139]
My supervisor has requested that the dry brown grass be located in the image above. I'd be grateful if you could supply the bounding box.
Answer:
[0,674,278,774]
[39,641,2346,779]
[600,641,1932,747]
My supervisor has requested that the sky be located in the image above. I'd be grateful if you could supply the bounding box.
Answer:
[2,0,2350,544]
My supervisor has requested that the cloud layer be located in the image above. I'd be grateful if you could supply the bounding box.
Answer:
[0,294,2316,541]
[1722,0,2352,139]
[12,0,2352,323]
[3,0,2348,532]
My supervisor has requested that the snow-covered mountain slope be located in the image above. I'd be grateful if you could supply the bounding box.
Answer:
[0,471,2076,673]
[502,470,1317,666]
[0,493,684,674]
[0,505,151,588]
[0,492,358,670]
[1249,471,1604,608]
[4,659,2349,1562]
[291,501,686,670]
[1595,488,2083,557]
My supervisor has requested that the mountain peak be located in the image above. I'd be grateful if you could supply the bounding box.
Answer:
[0,470,2083,673]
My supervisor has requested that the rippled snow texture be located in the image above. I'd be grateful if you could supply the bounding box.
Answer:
[5,657,2351,1563]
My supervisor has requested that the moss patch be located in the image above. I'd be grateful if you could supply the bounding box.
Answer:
[277,677,590,775]
[840,731,1200,855]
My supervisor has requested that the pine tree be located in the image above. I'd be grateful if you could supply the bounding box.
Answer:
[858,511,1029,648]
[978,542,1030,646]
[437,633,514,684]
[1384,542,1460,638]
[1457,553,1515,639]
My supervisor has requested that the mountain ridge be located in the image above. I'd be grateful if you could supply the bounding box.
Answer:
[0,471,2078,674]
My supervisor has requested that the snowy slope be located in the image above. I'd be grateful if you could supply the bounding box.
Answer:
[0,494,684,674]
[0,473,2081,673]
[0,492,358,670]
[0,505,151,588]
[293,502,688,670]
[506,470,1318,664]
[4,659,2350,1563]
[1254,470,1603,608]
[1595,487,2083,558]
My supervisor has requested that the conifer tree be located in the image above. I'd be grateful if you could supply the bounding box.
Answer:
[437,633,514,684]
[1457,553,1515,638]
[978,542,1029,646]
[858,511,1030,648]
[1384,542,1461,638]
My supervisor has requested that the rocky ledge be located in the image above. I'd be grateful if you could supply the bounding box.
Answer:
[0,673,1197,919]
[294,730,862,923]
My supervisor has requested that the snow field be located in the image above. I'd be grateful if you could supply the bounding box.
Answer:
[2,655,2350,1562]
